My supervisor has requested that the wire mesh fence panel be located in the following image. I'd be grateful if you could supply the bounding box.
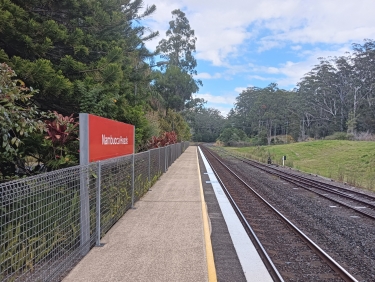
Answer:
[160,147,166,173]
[174,144,178,163]
[0,142,188,282]
[99,155,133,236]
[177,143,182,158]
[149,149,160,186]
[168,145,173,168]
[0,165,90,282]
[183,142,189,154]
[133,152,149,202]
[174,144,178,162]
[75,163,98,279]
[170,144,175,164]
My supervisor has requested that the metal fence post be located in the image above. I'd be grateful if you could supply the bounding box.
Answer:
[158,147,161,175]
[148,150,151,191]
[96,161,103,247]
[131,153,135,208]
[167,146,169,170]
[165,146,167,172]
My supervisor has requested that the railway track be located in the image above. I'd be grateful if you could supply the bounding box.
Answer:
[216,147,375,220]
[199,145,358,282]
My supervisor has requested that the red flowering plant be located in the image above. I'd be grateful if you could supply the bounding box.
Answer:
[147,131,177,149]
[43,111,79,169]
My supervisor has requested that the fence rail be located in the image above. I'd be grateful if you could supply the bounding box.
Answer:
[0,142,189,282]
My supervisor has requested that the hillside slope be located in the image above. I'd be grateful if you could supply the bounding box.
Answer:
[227,140,375,191]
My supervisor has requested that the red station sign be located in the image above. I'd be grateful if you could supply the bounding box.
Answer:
[80,113,135,163]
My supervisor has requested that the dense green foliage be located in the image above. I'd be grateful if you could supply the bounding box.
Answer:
[228,40,375,144]
[182,98,225,142]
[157,9,198,75]
[228,83,296,145]
[297,40,375,136]
[0,2,199,180]
[154,9,201,112]
[229,40,375,144]
[0,63,47,179]
[217,127,248,145]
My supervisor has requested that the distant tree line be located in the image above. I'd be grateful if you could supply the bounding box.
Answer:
[225,39,375,145]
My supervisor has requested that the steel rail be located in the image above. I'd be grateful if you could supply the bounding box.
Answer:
[228,153,375,220]
[220,147,375,201]
[201,146,358,282]
[200,147,284,282]
[244,156,375,203]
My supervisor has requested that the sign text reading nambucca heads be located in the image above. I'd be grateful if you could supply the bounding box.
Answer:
[102,135,129,145]
[79,113,135,163]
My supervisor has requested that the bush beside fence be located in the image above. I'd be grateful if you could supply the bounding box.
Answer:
[0,142,189,282]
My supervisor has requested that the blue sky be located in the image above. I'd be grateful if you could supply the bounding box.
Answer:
[144,0,375,116]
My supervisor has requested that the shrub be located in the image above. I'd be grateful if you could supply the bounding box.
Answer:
[217,128,249,146]
[0,64,46,181]
[324,132,348,140]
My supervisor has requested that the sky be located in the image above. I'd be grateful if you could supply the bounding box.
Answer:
[143,0,375,116]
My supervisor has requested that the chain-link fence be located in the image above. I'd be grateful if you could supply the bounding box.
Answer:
[0,142,189,282]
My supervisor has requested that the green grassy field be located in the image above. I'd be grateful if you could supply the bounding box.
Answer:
[225,140,375,191]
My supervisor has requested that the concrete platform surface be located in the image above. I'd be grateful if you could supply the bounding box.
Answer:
[63,147,209,282]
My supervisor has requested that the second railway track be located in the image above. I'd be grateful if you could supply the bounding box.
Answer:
[219,147,375,220]
[200,145,375,281]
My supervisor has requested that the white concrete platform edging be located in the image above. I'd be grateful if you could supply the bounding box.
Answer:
[198,147,273,282]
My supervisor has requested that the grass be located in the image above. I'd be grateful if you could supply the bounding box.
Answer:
[224,140,375,191]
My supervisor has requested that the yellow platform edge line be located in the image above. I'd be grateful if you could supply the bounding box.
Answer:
[196,147,217,282]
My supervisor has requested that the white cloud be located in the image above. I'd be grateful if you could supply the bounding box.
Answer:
[192,93,236,116]
[248,75,273,81]
[145,0,375,65]
[140,0,375,113]
[211,105,232,117]
[267,67,279,74]
[291,45,302,51]
[243,46,351,87]
[193,93,236,105]
[234,87,247,93]
[195,72,222,79]
[234,85,253,93]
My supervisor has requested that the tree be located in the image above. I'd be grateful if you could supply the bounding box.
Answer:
[157,9,198,75]
[0,63,46,180]
[0,0,158,115]
[0,0,164,149]
[217,128,248,146]
[297,41,375,137]
[154,9,201,113]
[182,98,225,142]
[230,84,293,144]
[226,39,375,142]
[352,39,375,132]
[158,110,191,142]
[153,65,199,112]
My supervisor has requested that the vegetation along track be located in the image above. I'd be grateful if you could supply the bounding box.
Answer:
[222,148,375,220]
[200,145,362,281]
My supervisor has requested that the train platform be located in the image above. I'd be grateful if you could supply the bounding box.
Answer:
[63,146,272,282]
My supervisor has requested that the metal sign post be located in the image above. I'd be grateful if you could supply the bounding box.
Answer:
[79,113,90,255]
